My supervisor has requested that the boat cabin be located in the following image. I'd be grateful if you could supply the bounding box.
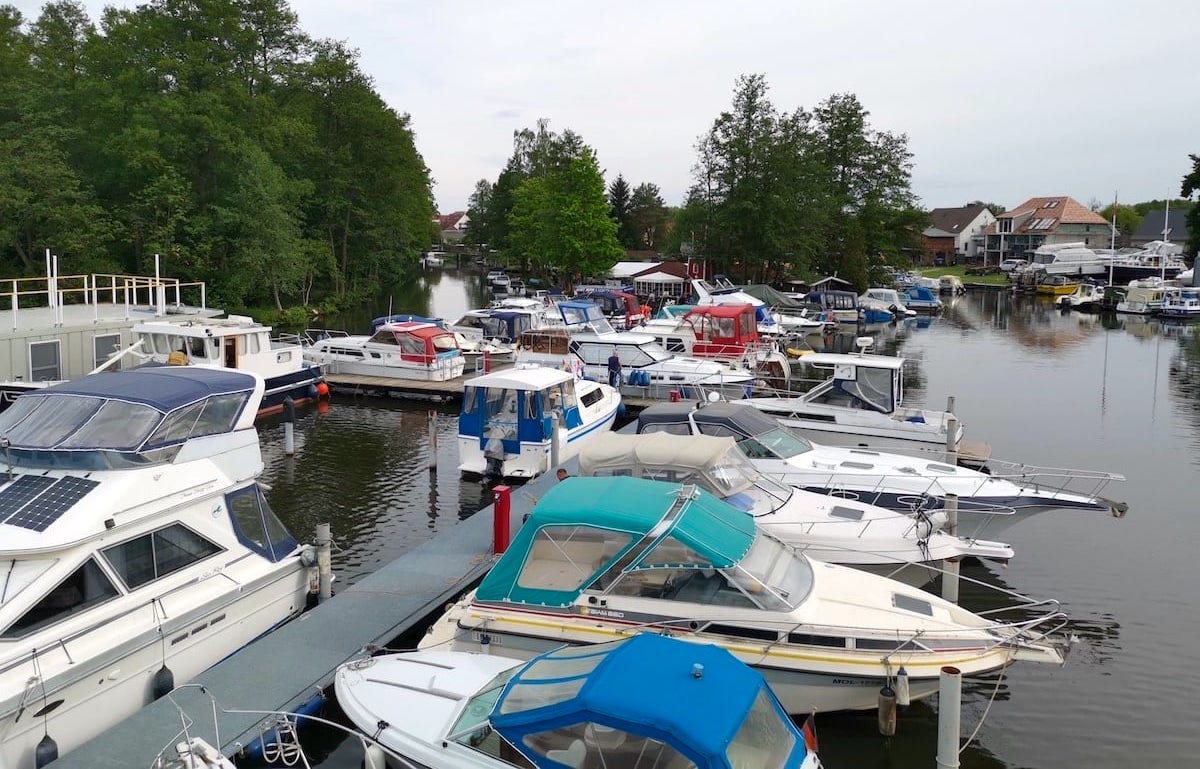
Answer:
[371,321,462,366]
[683,304,760,358]
[452,310,538,343]
[796,352,905,414]
[573,289,643,328]
[460,367,585,460]
[805,290,859,315]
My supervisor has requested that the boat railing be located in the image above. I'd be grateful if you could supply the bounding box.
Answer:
[983,459,1126,508]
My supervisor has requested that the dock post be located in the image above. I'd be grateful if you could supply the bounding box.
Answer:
[941,493,960,604]
[283,397,296,456]
[484,349,492,373]
[316,523,333,603]
[946,395,955,414]
[493,485,512,554]
[428,410,438,472]
[936,666,962,769]
[944,415,958,465]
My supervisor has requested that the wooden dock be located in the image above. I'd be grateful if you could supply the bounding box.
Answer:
[51,474,557,769]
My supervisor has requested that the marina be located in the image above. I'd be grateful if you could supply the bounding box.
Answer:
[4,269,1197,768]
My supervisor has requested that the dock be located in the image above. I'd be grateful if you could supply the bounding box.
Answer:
[52,474,557,768]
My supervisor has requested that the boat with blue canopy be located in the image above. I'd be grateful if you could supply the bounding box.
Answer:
[423,476,1069,713]
[336,633,821,769]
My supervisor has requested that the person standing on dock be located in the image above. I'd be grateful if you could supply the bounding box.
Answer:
[607,348,622,388]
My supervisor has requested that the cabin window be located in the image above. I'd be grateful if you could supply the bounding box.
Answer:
[571,343,607,366]
[726,688,796,768]
[0,394,100,448]
[145,400,207,447]
[893,594,933,616]
[637,422,691,436]
[188,337,208,357]
[59,399,162,450]
[663,336,687,353]
[524,391,538,420]
[368,329,400,346]
[2,559,119,638]
[103,524,222,590]
[462,387,478,414]
[93,334,122,370]
[432,333,458,353]
[521,724,686,769]
[558,381,578,410]
[245,334,260,355]
[28,340,61,382]
[191,393,248,436]
[579,387,604,408]
[226,485,296,562]
[517,526,630,592]
[399,334,426,356]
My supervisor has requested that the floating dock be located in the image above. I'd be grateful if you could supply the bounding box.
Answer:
[52,474,558,768]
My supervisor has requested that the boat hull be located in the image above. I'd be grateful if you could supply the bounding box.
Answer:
[458,407,619,478]
[258,366,326,417]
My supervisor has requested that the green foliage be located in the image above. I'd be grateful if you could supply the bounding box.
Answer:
[607,174,636,248]
[0,0,433,308]
[1098,203,1142,247]
[1182,154,1200,257]
[629,183,669,251]
[1132,198,1194,216]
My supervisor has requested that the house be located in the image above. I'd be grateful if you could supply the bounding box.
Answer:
[983,197,1111,262]
[608,259,694,298]
[921,203,996,265]
[436,211,469,244]
[1131,208,1191,252]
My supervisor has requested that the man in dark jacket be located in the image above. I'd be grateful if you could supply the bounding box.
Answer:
[607,348,621,388]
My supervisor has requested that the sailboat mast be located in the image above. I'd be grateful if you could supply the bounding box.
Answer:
[1162,199,1170,281]
[1108,192,1117,286]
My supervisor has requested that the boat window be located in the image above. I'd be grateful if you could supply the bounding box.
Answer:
[725,687,796,769]
[0,559,56,607]
[150,334,171,354]
[0,394,102,448]
[191,393,247,437]
[731,534,813,610]
[462,386,479,414]
[829,505,865,521]
[516,526,629,592]
[58,399,163,450]
[834,366,894,413]
[188,336,208,357]
[432,333,458,353]
[571,343,607,366]
[892,593,933,616]
[522,724,692,769]
[399,334,426,356]
[368,329,400,346]
[579,387,604,408]
[741,428,812,459]
[246,334,260,355]
[103,524,222,590]
[788,632,847,648]
[29,340,61,382]
[93,334,123,370]
[559,381,577,410]
[2,558,119,638]
[226,485,297,562]
[524,391,538,420]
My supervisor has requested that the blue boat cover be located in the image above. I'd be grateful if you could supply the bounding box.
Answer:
[491,634,809,769]
[475,476,756,607]
[41,367,257,411]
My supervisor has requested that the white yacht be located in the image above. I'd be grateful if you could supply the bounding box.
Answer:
[303,320,466,381]
[0,367,317,769]
[690,278,824,336]
[1026,242,1106,277]
[578,432,1013,587]
[514,301,757,400]
[639,303,792,387]
[636,401,1126,540]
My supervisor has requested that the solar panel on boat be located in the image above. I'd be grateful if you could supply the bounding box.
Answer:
[2,476,100,531]
[0,475,57,518]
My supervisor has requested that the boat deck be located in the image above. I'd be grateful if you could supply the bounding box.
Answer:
[50,474,559,769]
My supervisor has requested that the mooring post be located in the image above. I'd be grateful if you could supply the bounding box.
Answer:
[941,493,960,604]
[944,415,958,466]
[428,411,438,472]
[316,523,333,603]
[493,485,512,554]
[549,412,561,470]
[283,397,296,456]
[484,349,492,373]
[946,395,956,414]
[936,666,962,769]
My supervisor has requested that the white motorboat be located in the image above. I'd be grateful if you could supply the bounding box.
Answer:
[578,432,1013,587]
[690,278,824,336]
[421,252,446,268]
[861,288,916,316]
[132,316,326,418]
[487,271,512,292]
[1160,287,1200,319]
[303,320,466,381]
[0,367,317,769]
[1115,279,1168,315]
[514,301,757,400]
[1026,242,1106,277]
[743,340,985,463]
[1057,282,1105,310]
[639,303,792,387]
[636,401,1126,539]
[337,633,821,769]
[458,365,621,480]
[422,476,1068,713]
[1097,240,1185,283]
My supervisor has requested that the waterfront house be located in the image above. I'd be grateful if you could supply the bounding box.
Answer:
[921,202,996,265]
[436,210,469,244]
[983,196,1111,262]
[1132,208,1191,253]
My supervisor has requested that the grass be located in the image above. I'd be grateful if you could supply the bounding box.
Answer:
[917,265,1009,286]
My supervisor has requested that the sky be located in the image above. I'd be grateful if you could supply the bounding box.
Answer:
[12,0,1200,215]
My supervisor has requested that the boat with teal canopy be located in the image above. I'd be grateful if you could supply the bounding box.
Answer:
[425,476,1071,713]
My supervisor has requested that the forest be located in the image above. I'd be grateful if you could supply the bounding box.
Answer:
[0,0,434,315]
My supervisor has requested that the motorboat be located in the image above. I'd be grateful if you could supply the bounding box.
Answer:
[1057,282,1105,310]
[131,316,326,418]
[458,365,621,480]
[421,476,1069,714]
[513,302,757,400]
[805,291,889,324]
[743,338,985,463]
[900,284,943,313]
[635,401,1126,539]
[639,304,792,387]
[1159,287,1200,319]
[336,633,822,769]
[421,252,446,268]
[1026,242,1106,277]
[1034,274,1079,297]
[1097,241,1186,283]
[488,271,512,292]
[690,278,824,336]
[578,432,1013,588]
[1115,279,1167,314]
[937,276,966,295]
[860,288,916,317]
[303,320,466,381]
[572,288,644,329]
[0,367,317,769]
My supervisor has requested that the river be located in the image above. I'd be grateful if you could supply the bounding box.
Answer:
[255,269,1192,768]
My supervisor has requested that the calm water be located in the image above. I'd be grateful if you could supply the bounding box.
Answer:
[255,272,1195,768]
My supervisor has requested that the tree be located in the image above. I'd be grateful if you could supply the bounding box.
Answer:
[1182,154,1200,258]
[607,174,636,248]
[628,182,669,251]
[1098,203,1141,248]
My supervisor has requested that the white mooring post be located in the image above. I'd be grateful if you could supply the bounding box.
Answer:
[936,665,962,769]
[316,523,333,603]
[941,493,960,604]
[550,412,561,470]
[944,415,959,466]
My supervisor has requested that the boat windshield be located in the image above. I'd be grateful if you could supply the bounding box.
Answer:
[726,687,796,768]
[725,533,813,611]
[447,667,521,744]
[0,559,56,606]
[735,428,814,460]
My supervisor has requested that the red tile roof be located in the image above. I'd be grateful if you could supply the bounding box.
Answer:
[983,196,1108,235]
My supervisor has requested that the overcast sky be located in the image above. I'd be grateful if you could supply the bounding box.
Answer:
[12,0,1200,214]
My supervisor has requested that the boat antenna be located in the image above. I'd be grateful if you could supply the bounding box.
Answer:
[1,436,10,483]
[1161,199,1170,281]
[1108,191,1117,287]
